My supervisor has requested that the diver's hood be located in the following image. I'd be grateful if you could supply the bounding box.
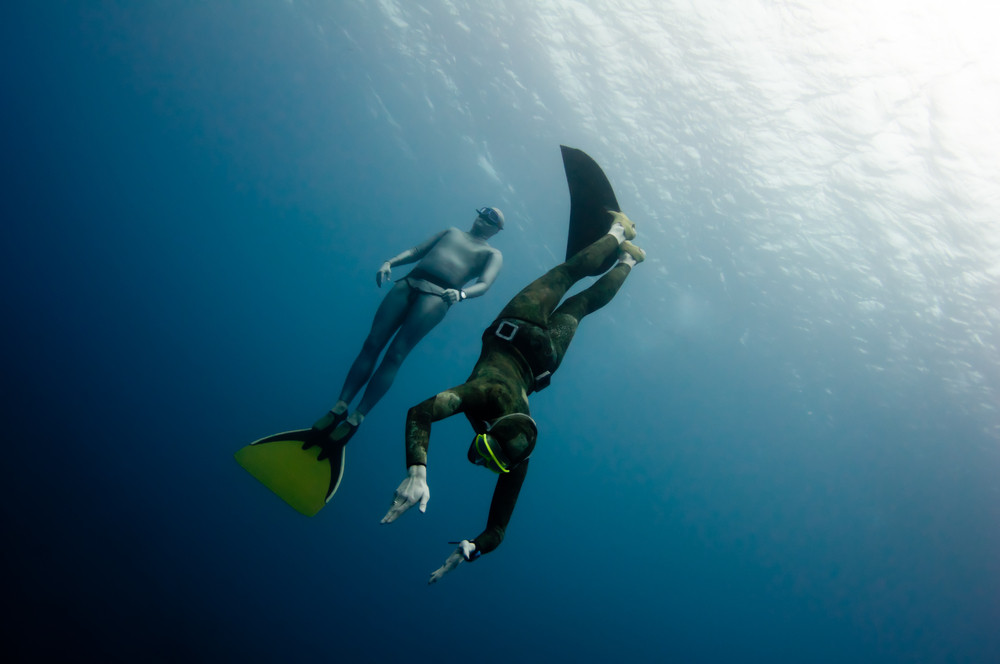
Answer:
[484,413,537,465]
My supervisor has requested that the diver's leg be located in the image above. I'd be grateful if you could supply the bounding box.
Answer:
[496,233,623,325]
[548,261,633,369]
[335,281,413,405]
[354,294,451,416]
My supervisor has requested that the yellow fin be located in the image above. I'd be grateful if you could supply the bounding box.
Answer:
[235,431,345,516]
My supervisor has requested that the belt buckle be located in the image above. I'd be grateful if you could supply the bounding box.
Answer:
[495,320,518,341]
[534,370,552,390]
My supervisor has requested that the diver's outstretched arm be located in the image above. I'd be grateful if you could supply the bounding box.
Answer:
[381,381,489,524]
[470,460,529,555]
[419,461,529,584]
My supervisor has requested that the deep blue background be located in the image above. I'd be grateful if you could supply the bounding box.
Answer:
[3,2,998,662]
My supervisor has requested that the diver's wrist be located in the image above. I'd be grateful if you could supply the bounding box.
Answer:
[459,289,467,301]
[463,540,481,562]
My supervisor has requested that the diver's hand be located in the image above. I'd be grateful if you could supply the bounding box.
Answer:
[441,288,462,305]
[376,261,392,287]
[428,540,476,584]
[381,465,429,523]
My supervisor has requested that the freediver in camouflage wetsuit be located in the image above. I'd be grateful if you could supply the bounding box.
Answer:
[381,211,645,583]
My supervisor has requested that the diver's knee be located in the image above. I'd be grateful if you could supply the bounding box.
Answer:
[360,332,391,354]
[381,346,410,368]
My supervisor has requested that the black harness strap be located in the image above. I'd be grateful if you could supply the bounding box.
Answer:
[484,318,555,390]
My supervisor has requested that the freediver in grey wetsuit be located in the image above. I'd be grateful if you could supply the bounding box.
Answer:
[313,207,504,444]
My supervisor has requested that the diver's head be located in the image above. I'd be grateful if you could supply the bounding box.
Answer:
[474,206,505,236]
[467,413,537,474]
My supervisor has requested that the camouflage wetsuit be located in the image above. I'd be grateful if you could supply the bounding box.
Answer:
[404,232,633,555]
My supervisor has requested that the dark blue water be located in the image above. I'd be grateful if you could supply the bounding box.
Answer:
[4,2,998,662]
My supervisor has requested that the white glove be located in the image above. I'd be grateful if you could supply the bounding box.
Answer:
[428,540,476,584]
[381,465,429,523]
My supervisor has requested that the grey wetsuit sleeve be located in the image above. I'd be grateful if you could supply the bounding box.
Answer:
[462,249,503,299]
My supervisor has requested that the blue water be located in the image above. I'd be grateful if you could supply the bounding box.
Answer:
[4,2,999,662]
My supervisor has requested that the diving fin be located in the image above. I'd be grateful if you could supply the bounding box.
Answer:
[561,145,622,272]
[234,429,346,517]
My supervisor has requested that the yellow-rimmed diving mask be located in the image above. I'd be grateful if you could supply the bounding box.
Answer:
[472,432,511,473]
[467,413,537,474]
